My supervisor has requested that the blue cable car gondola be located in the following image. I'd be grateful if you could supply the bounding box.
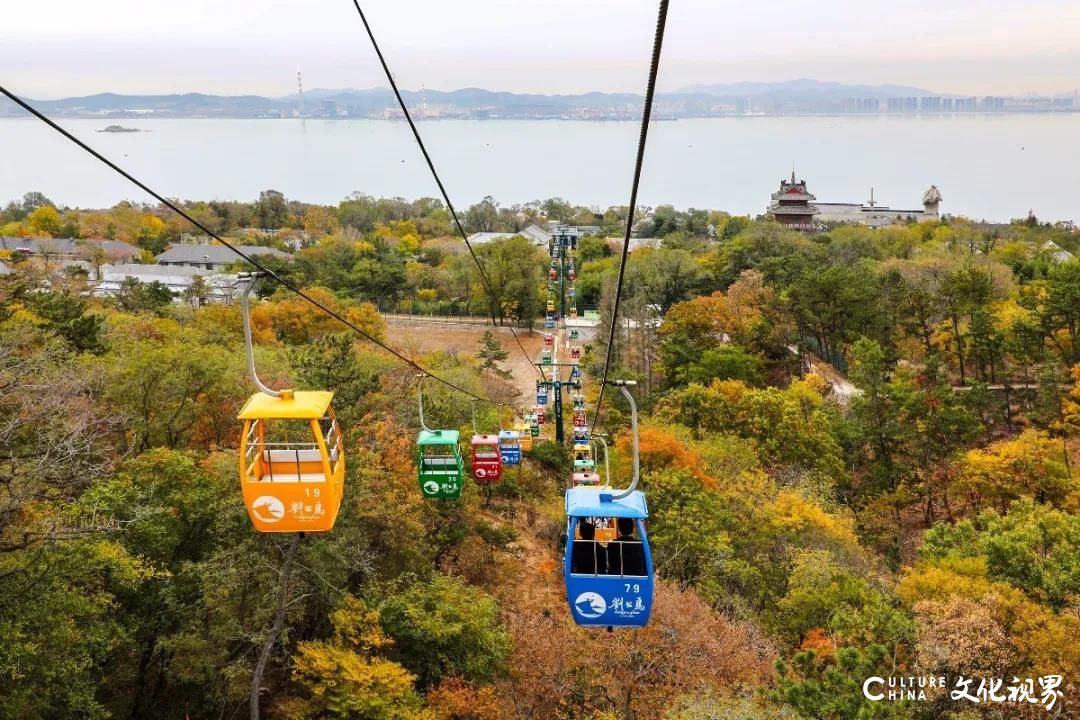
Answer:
[564,488,653,628]
[563,380,653,628]
[545,315,555,329]
[498,429,522,465]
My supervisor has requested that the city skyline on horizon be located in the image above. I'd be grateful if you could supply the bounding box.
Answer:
[10,78,1078,105]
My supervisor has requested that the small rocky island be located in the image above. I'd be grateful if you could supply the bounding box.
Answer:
[98,125,144,133]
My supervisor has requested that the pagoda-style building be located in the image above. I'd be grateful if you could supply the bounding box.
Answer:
[767,173,944,230]
[768,172,820,231]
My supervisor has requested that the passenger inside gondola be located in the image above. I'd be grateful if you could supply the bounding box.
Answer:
[571,520,606,575]
[607,518,646,576]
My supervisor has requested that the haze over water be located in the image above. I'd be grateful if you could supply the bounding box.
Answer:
[2,114,1077,223]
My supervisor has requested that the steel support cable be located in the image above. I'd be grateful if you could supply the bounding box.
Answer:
[0,85,497,404]
[590,0,669,434]
[347,0,545,382]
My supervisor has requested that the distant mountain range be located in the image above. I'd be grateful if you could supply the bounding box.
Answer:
[2,80,1068,119]
[4,87,647,116]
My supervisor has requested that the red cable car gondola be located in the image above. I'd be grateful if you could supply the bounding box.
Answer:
[471,435,502,483]
[469,401,503,483]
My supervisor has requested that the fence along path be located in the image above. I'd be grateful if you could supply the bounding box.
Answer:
[380,311,538,329]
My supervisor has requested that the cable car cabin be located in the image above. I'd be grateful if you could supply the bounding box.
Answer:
[574,458,596,471]
[537,390,549,406]
[573,394,585,410]
[564,488,653,627]
[571,365,582,381]
[543,333,554,348]
[238,391,344,533]
[570,307,578,319]
[549,269,557,281]
[542,350,553,365]
[572,471,601,487]
[499,430,522,465]
[547,299,555,313]
[569,286,576,299]
[573,443,595,471]
[537,407,546,424]
[571,346,581,359]
[416,429,463,499]
[568,269,576,281]
[514,423,534,451]
[573,413,587,428]
[545,315,555,329]
[569,328,579,340]
[572,427,590,443]
[470,434,503,483]
[529,423,540,438]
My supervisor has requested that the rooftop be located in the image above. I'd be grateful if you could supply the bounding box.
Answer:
[770,171,817,203]
[156,243,291,265]
[565,488,648,519]
[237,390,335,420]
[417,429,461,445]
[466,224,552,248]
[768,204,820,216]
[0,236,138,257]
[100,263,229,280]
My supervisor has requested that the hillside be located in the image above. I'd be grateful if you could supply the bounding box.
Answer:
[2,190,1079,719]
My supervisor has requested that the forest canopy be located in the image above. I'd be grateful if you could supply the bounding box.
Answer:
[2,189,1079,719]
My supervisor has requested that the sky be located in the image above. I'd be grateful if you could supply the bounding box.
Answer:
[3,0,1079,99]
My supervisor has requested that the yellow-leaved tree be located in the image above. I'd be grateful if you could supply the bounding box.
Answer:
[278,595,432,720]
[957,429,1074,511]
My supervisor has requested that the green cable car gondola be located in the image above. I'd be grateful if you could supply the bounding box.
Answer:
[417,430,463,499]
[415,376,464,499]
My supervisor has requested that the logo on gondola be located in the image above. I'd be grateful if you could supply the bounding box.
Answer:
[574,591,607,618]
[423,481,440,495]
[252,495,285,523]
[476,468,488,478]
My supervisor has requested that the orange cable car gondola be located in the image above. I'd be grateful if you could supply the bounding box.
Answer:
[235,273,344,533]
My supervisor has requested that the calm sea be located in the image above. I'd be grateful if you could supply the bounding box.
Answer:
[1,115,1077,223]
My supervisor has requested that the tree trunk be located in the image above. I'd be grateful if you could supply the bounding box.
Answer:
[250,534,300,720]
[951,314,966,385]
